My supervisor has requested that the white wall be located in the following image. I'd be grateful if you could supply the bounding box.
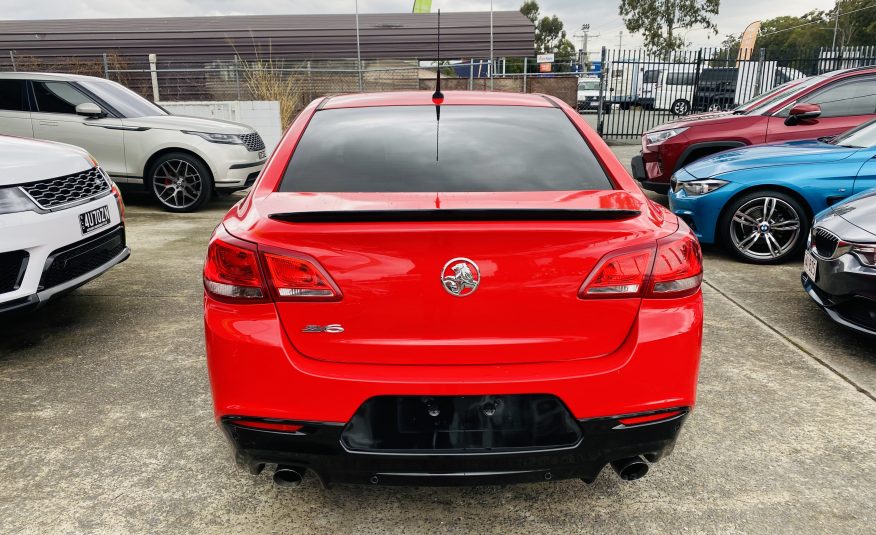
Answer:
[159,101,283,154]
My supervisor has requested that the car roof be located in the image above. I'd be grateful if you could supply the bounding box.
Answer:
[321,91,556,110]
[0,72,106,82]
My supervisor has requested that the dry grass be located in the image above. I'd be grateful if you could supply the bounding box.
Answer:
[237,57,306,128]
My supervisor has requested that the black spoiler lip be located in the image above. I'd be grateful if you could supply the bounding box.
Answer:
[268,208,642,223]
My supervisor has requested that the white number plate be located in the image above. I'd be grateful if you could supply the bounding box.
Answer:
[79,205,111,235]
[804,250,818,281]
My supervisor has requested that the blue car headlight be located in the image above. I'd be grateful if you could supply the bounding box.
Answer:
[674,179,729,196]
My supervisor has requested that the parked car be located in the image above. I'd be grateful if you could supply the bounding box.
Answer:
[0,72,267,212]
[633,66,876,194]
[668,118,876,263]
[204,91,704,488]
[576,77,609,113]
[803,188,876,336]
[0,135,128,313]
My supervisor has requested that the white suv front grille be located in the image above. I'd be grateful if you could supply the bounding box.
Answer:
[19,167,110,210]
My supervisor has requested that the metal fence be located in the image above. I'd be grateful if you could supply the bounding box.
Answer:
[594,46,876,139]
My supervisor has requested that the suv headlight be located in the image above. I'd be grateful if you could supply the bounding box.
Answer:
[644,127,688,146]
[850,243,876,266]
[183,131,244,145]
[0,187,38,215]
[675,179,728,196]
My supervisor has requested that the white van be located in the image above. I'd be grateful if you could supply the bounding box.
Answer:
[640,66,699,115]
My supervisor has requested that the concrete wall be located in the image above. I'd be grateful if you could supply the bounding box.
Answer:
[159,100,283,154]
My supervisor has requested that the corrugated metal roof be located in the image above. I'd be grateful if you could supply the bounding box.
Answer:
[0,11,535,63]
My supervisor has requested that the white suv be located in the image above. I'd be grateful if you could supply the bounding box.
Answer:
[0,135,128,313]
[0,73,266,212]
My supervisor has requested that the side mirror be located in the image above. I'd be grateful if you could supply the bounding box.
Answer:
[785,103,821,126]
[75,102,105,118]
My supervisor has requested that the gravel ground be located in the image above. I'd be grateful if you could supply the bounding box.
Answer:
[1,146,874,535]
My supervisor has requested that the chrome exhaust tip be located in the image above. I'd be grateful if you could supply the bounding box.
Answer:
[273,465,305,488]
[610,456,649,481]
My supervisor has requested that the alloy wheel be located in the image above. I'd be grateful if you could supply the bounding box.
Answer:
[729,196,802,260]
[672,100,690,116]
[152,159,203,210]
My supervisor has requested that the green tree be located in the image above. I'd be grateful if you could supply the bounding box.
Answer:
[518,1,577,59]
[619,0,720,56]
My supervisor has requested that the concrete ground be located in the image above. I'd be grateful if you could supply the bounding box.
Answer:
[1,149,875,534]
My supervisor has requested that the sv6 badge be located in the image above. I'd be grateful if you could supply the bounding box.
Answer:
[302,324,345,333]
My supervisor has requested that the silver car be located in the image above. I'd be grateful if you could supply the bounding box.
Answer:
[0,72,266,212]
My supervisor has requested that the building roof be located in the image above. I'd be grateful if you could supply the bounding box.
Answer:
[0,11,535,64]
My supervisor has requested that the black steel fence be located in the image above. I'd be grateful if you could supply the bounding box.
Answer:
[594,46,876,139]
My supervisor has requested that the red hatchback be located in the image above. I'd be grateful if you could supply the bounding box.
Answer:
[204,91,703,487]
[633,67,876,193]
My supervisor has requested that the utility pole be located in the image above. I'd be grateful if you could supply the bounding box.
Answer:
[355,0,364,91]
[618,31,623,50]
[489,0,494,90]
[573,24,599,67]
[832,0,840,50]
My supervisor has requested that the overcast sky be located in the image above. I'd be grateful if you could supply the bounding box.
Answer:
[0,0,839,56]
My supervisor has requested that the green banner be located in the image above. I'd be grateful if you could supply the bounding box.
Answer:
[412,0,432,13]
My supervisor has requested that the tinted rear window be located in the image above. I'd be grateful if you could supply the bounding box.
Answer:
[279,105,612,192]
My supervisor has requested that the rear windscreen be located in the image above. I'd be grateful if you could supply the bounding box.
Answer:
[279,105,612,192]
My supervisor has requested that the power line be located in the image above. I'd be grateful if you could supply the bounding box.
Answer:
[759,3,876,38]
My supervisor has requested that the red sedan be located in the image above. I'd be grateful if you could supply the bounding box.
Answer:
[204,91,703,487]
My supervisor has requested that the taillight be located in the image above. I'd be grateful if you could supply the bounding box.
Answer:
[263,251,341,301]
[203,226,267,301]
[580,227,702,299]
[579,249,653,298]
[647,229,702,298]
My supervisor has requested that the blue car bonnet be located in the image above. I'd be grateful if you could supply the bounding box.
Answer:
[683,140,860,179]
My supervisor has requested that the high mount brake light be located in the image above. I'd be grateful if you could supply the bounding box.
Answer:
[204,227,266,301]
[580,228,702,299]
[204,226,342,303]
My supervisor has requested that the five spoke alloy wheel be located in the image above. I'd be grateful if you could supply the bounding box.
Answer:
[148,152,212,212]
[721,190,808,264]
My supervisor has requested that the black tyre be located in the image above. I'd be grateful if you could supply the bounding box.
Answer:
[670,99,691,116]
[718,190,809,264]
[146,152,213,213]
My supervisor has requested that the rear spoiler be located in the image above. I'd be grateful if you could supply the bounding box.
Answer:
[269,209,641,223]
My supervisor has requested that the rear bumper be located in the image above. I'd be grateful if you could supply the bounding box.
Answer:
[221,408,689,486]
[205,290,703,482]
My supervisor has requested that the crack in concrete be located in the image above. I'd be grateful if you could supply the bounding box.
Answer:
[703,278,876,403]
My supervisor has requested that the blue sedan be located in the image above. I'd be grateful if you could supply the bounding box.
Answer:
[669,119,876,263]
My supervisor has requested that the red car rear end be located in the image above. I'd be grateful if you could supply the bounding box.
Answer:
[204,91,703,487]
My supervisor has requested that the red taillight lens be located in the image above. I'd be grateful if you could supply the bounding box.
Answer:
[234,420,303,433]
[263,252,340,301]
[618,410,683,426]
[647,229,703,298]
[203,227,266,301]
[580,249,653,297]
